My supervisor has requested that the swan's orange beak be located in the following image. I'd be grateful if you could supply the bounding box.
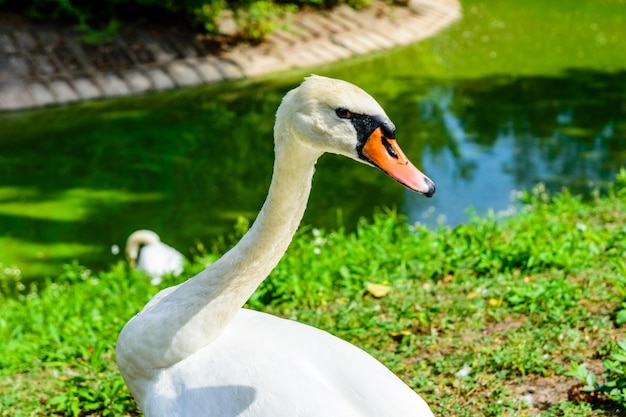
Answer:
[362,127,435,197]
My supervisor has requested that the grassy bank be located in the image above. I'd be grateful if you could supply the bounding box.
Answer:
[1,170,626,416]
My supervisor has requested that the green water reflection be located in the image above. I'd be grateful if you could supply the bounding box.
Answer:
[0,0,624,281]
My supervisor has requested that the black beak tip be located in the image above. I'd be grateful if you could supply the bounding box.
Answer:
[423,177,436,198]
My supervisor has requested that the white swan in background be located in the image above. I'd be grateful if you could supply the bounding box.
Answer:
[116,75,436,417]
[125,230,184,285]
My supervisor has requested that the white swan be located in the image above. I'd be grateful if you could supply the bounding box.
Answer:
[116,75,436,417]
[125,230,184,285]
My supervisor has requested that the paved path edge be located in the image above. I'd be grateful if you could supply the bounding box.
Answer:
[0,0,461,111]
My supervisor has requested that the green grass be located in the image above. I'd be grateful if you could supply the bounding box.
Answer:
[1,170,626,416]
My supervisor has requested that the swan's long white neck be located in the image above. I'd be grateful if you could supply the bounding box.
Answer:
[117,131,322,382]
[202,137,321,316]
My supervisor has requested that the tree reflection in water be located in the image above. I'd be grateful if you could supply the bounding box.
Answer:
[405,69,626,227]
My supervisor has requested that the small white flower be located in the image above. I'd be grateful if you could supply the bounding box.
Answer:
[455,365,471,378]
[521,393,534,407]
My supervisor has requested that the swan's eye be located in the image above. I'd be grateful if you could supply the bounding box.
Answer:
[335,108,352,119]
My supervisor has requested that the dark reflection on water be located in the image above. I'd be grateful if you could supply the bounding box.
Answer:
[405,69,626,227]
[0,69,624,280]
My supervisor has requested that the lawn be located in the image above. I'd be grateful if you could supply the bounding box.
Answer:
[1,170,625,416]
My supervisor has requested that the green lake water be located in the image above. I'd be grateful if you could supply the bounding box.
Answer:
[0,0,624,281]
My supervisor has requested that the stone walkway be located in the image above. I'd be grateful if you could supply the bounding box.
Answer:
[0,0,460,111]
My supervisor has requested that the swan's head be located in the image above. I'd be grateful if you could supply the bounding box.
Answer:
[125,230,161,266]
[275,75,435,197]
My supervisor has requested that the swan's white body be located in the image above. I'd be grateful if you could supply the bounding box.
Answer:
[125,230,184,285]
[117,76,436,417]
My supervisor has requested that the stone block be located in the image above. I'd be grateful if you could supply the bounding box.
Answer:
[361,30,395,50]
[0,33,17,54]
[32,55,57,76]
[29,82,55,106]
[49,79,79,103]
[194,59,225,83]
[146,68,175,90]
[214,59,244,80]
[167,62,201,87]
[123,70,153,92]
[13,31,37,50]
[331,33,373,55]
[95,73,130,97]
[8,56,29,74]
[145,40,177,64]
[0,80,34,110]
[73,78,101,99]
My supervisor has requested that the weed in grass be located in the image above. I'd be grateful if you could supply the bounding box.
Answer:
[612,260,626,326]
[569,340,626,409]
[48,366,133,417]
